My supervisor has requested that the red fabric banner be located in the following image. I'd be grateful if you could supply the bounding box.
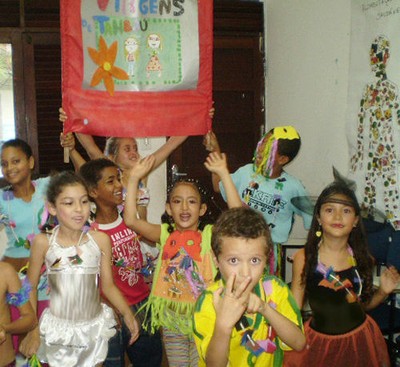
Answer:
[60,0,213,137]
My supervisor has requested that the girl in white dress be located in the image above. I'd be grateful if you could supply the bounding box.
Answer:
[20,171,139,367]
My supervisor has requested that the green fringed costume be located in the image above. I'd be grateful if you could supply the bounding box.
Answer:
[142,224,215,335]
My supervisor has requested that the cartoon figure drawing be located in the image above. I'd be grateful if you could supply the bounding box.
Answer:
[146,33,162,78]
[350,35,400,228]
[124,36,139,77]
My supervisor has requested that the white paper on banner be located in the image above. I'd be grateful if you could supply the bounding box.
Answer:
[346,0,400,228]
[81,0,199,92]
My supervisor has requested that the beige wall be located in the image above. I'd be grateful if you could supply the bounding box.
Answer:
[146,1,353,241]
[265,0,352,240]
[137,137,167,225]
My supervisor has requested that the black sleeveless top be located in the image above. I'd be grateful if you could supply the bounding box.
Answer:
[306,266,366,335]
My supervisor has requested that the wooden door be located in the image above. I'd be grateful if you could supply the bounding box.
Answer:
[168,1,265,218]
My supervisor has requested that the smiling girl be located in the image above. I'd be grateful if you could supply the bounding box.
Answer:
[19,171,139,367]
[286,182,400,367]
[0,139,49,274]
[122,152,241,366]
[0,139,52,355]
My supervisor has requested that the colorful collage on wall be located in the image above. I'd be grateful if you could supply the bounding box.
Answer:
[346,0,400,228]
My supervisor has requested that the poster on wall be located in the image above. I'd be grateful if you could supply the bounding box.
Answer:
[346,0,400,229]
[60,0,213,137]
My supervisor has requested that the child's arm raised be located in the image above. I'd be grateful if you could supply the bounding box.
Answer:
[152,136,187,170]
[364,266,400,311]
[203,131,222,193]
[61,106,187,168]
[19,234,48,358]
[94,231,140,345]
[204,152,241,208]
[123,155,161,243]
[59,107,104,160]
[0,263,37,342]
[148,105,214,169]
[60,132,87,171]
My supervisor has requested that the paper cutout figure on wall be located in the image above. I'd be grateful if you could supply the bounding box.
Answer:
[350,35,400,228]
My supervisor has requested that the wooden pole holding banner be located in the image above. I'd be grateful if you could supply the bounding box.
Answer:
[64,147,70,163]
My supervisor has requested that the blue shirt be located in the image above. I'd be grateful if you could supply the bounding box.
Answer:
[1,176,50,258]
[220,164,312,243]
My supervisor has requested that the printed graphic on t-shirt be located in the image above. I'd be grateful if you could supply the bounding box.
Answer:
[110,227,142,286]
[241,181,287,215]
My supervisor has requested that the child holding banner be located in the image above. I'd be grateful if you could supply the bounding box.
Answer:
[59,106,188,220]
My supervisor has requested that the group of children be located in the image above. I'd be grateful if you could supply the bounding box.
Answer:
[0,121,398,367]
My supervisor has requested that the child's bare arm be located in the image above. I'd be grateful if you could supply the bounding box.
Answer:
[95,231,139,345]
[203,131,222,193]
[0,325,5,345]
[254,295,305,351]
[123,156,161,243]
[59,107,104,160]
[19,234,48,358]
[60,132,87,171]
[75,132,105,160]
[204,152,241,208]
[203,131,221,154]
[151,136,187,170]
[290,249,306,309]
[0,263,37,339]
[365,266,400,311]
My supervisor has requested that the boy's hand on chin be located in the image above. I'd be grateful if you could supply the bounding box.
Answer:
[213,273,252,330]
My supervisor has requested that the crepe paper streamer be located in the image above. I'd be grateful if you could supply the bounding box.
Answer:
[6,278,32,306]
[21,354,42,367]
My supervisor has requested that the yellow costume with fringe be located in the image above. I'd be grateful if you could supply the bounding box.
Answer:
[142,224,215,335]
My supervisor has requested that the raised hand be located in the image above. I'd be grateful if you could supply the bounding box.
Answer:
[128,155,156,181]
[204,152,229,177]
[209,106,215,119]
[59,107,67,123]
[379,266,400,295]
[60,132,75,151]
[212,273,252,330]
[203,131,221,153]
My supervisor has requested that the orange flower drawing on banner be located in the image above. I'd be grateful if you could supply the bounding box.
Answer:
[88,36,128,96]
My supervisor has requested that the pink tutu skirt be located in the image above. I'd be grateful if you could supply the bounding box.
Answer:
[284,315,390,367]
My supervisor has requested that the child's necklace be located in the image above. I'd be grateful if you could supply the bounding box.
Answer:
[55,227,85,266]
[2,187,36,250]
[316,243,362,302]
[57,228,85,248]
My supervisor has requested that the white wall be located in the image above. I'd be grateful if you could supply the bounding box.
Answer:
[265,0,352,240]
[142,1,353,242]
[137,137,167,224]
